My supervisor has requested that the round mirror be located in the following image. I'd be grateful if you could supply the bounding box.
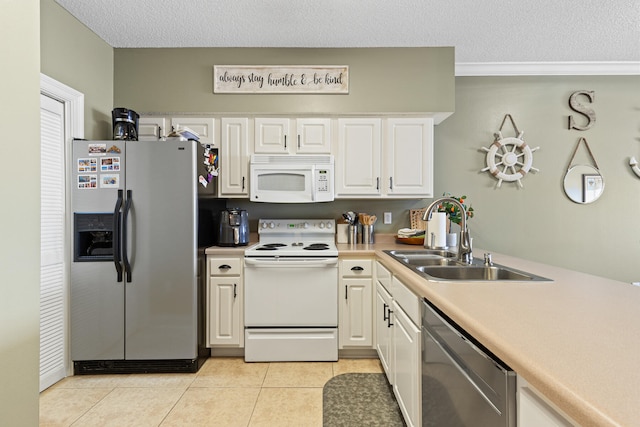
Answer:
[563,164,604,204]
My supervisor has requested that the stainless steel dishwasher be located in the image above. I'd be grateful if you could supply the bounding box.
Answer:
[421,299,516,427]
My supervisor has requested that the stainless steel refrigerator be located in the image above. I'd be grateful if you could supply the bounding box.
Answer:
[70,139,208,374]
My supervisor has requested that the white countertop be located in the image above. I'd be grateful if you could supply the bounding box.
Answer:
[206,235,639,426]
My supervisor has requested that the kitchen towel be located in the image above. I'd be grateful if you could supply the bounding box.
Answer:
[425,212,447,248]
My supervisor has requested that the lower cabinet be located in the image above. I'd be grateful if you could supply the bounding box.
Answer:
[518,376,576,427]
[374,260,422,427]
[339,258,374,348]
[207,256,244,347]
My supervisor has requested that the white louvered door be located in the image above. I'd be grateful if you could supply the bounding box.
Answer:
[40,94,67,391]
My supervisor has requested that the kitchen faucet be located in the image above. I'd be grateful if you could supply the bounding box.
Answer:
[422,197,473,264]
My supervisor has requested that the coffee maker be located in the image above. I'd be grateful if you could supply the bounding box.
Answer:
[218,208,249,246]
[112,107,139,140]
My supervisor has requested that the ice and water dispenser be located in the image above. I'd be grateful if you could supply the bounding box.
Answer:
[73,213,114,262]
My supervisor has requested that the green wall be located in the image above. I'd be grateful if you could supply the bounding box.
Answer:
[1,0,41,425]
[114,47,454,115]
[435,76,640,283]
[40,0,114,139]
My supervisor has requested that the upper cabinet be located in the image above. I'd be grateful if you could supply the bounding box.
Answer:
[220,118,249,197]
[383,118,433,197]
[334,117,433,198]
[137,116,216,146]
[335,118,382,196]
[254,118,331,154]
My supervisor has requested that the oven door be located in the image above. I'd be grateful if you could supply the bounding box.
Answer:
[244,257,338,326]
[250,165,315,203]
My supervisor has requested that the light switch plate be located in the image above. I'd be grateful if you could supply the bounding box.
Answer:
[384,212,392,224]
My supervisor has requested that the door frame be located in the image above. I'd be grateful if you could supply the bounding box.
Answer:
[40,74,84,378]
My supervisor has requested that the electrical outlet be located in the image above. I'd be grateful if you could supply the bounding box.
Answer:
[384,212,392,224]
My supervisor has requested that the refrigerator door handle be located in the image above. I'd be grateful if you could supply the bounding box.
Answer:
[113,190,124,282]
[122,189,133,282]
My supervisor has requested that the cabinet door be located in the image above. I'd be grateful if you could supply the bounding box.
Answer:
[138,117,166,140]
[518,376,575,427]
[220,118,249,197]
[254,118,290,153]
[208,276,243,346]
[335,118,382,196]
[375,281,393,379]
[384,118,434,196]
[296,118,331,153]
[393,302,422,427]
[339,278,373,348]
[170,117,216,145]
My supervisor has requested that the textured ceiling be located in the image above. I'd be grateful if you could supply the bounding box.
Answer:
[55,0,640,63]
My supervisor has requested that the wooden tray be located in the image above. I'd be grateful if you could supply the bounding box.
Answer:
[395,236,425,245]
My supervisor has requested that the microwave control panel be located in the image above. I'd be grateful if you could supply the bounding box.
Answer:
[315,169,330,193]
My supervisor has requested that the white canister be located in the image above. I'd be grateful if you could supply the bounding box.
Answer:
[336,223,349,244]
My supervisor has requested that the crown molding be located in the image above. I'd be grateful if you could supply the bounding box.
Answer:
[455,62,640,76]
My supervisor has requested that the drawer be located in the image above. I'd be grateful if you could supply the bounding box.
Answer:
[392,276,420,325]
[375,261,391,292]
[209,257,242,276]
[341,259,373,277]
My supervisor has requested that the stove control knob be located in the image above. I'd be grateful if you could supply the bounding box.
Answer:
[319,222,325,229]
[269,222,275,229]
[303,222,310,229]
[261,222,268,229]
[325,222,333,229]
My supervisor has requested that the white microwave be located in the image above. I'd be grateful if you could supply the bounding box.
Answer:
[250,154,334,203]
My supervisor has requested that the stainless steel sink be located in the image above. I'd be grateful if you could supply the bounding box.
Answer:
[384,250,552,282]
[416,265,550,281]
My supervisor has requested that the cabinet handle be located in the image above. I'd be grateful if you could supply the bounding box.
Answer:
[383,303,389,321]
[233,283,237,299]
[297,135,301,149]
[284,135,287,149]
[389,177,393,190]
[242,176,245,190]
[219,264,232,270]
[387,310,394,327]
[376,177,380,190]
[345,285,348,300]
[351,266,364,271]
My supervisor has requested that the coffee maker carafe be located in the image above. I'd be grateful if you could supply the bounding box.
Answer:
[218,208,249,247]
[112,107,139,140]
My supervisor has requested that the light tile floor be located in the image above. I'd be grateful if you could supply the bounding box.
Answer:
[40,357,383,427]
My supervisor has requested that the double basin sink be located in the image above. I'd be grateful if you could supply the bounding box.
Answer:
[385,249,552,282]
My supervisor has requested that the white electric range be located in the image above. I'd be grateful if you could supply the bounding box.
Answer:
[243,219,338,362]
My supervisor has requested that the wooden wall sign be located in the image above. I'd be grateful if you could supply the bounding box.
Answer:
[213,65,349,94]
[568,90,596,130]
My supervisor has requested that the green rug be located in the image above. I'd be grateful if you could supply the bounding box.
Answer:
[323,373,405,427]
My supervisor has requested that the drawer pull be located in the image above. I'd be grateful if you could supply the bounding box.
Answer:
[383,303,389,321]
[218,264,232,270]
[351,266,364,271]
[387,310,394,327]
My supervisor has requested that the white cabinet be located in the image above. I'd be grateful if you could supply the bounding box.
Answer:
[207,256,244,347]
[170,117,216,145]
[334,117,434,198]
[390,276,422,427]
[254,117,331,154]
[335,118,382,196]
[139,116,216,145]
[518,376,576,427]
[375,262,393,377]
[339,258,373,348]
[384,118,433,196]
[138,116,167,140]
[220,118,249,197]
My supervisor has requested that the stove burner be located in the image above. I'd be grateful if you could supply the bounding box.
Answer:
[303,243,330,251]
[255,243,287,251]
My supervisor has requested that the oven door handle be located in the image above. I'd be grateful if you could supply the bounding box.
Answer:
[244,257,338,267]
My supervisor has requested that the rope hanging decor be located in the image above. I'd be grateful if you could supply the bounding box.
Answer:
[480,114,540,188]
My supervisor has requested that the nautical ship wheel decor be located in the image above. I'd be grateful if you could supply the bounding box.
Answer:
[480,114,540,188]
